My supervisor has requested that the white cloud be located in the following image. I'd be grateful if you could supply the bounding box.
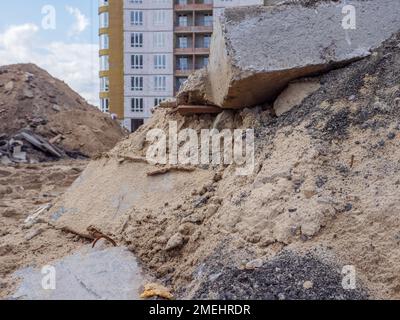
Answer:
[66,6,90,37]
[0,24,99,105]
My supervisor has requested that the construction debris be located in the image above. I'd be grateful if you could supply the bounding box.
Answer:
[24,203,53,226]
[147,166,197,176]
[0,130,64,164]
[179,0,400,108]
[177,105,222,116]
[42,30,400,299]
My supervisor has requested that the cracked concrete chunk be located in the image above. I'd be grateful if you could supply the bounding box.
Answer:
[11,246,146,300]
[182,0,400,109]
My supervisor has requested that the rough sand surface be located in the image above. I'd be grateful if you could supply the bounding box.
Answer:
[44,33,400,299]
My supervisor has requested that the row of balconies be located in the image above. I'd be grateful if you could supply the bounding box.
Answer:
[174,3,213,11]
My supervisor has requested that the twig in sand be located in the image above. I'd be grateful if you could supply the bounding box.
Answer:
[147,166,196,176]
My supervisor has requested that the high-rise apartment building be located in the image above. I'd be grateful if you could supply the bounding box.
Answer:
[98,0,264,132]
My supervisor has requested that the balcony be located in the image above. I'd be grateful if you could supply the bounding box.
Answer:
[174,3,213,11]
[174,47,195,54]
[174,25,213,33]
[175,69,193,77]
[194,47,209,54]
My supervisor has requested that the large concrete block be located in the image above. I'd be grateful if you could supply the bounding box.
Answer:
[181,0,400,109]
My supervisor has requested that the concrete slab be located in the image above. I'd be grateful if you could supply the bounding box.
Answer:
[181,0,400,109]
[11,246,147,300]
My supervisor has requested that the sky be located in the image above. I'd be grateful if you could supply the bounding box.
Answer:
[0,0,99,105]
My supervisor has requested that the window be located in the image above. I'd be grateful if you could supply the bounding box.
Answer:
[131,98,144,113]
[131,76,143,91]
[99,12,109,28]
[100,77,109,92]
[130,11,143,26]
[100,34,109,50]
[99,0,109,7]
[204,35,211,48]
[153,32,166,48]
[178,36,188,48]
[131,55,143,69]
[131,33,143,48]
[178,15,188,27]
[204,14,213,26]
[178,57,189,70]
[154,55,166,70]
[153,10,166,26]
[100,55,109,71]
[154,76,166,91]
[100,98,109,113]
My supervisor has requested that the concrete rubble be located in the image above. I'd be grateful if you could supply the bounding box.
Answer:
[0,130,64,164]
[177,0,400,109]
[12,246,147,300]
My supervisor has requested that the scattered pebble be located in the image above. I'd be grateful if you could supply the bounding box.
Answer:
[303,281,314,290]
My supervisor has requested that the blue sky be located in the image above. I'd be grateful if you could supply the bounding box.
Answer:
[0,0,99,105]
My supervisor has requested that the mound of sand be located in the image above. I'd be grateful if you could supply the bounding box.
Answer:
[0,63,125,159]
[40,32,400,300]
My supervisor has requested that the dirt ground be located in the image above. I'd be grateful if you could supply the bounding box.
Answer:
[0,160,90,298]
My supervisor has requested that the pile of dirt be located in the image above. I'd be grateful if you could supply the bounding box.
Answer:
[30,32,400,300]
[0,63,126,162]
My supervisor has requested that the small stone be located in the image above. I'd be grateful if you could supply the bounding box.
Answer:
[387,132,396,140]
[344,203,353,212]
[165,233,184,251]
[178,224,193,236]
[303,281,313,290]
[213,172,223,183]
[206,205,219,217]
[182,212,205,224]
[52,104,62,112]
[22,89,34,99]
[245,258,263,270]
[24,228,44,241]
[5,81,14,92]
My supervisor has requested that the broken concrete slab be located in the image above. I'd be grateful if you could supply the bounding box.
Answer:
[176,68,214,107]
[181,0,400,109]
[11,246,147,300]
[274,79,321,116]
[20,131,62,158]
[12,145,27,162]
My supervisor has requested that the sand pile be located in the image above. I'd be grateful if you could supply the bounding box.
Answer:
[0,63,125,162]
[37,32,400,299]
